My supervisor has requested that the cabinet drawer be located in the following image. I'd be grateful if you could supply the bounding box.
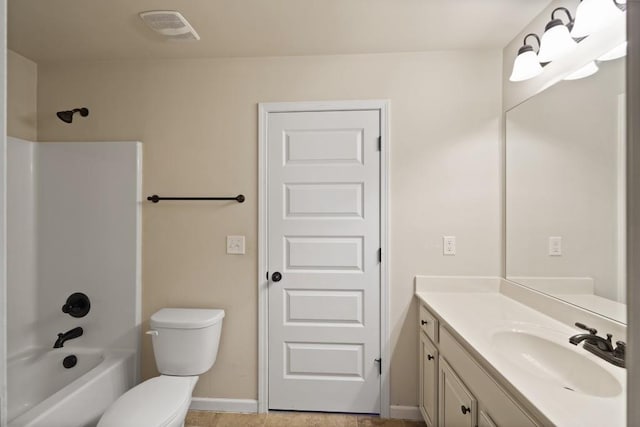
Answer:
[419,304,438,342]
[439,327,539,427]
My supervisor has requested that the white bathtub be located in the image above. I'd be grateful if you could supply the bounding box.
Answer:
[8,347,135,427]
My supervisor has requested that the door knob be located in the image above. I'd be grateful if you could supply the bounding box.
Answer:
[461,405,471,415]
[271,272,282,282]
[427,354,434,361]
[421,320,428,325]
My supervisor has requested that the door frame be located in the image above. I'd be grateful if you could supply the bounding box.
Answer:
[258,100,390,416]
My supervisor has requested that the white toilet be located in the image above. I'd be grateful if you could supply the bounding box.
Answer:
[98,308,225,427]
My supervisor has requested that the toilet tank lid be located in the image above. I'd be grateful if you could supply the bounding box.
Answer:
[150,308,225,329]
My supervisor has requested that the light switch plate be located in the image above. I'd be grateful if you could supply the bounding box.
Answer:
[548,236,562,256]
[227,235,245,255]
[443,236,456,255]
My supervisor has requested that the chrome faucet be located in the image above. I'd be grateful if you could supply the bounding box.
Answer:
[569,322,625,368]
[53,326,83,348]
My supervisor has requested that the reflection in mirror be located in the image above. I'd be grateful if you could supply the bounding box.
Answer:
[506,56,626,323]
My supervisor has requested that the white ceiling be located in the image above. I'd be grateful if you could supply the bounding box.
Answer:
[9,0,551,63]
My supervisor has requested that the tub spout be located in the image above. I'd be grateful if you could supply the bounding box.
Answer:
[53,327,83,348]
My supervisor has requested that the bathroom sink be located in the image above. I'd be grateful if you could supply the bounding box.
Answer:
[491,331,622,397]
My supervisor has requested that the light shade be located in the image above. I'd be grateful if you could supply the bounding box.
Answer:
[510,48,544,82]
[538,21,578,63]
[571,0,624,38]
[598,41,627,61]
[564,61,599,80]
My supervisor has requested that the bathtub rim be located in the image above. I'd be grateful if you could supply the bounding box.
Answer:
[8,348,135,427]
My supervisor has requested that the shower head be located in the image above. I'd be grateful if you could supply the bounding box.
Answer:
[56,108,89,124]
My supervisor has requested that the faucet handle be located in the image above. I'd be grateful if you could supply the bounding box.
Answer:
[614,341,626,358]
[575,322,597,335]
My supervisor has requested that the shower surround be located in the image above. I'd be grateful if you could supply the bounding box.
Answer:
[7,138,142,426]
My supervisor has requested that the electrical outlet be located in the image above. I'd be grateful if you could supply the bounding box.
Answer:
[443,236,456,255]
[227,235,245,255]
[548,236,562,256]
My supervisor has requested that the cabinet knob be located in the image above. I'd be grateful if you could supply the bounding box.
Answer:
[421,320,428,325]
[461,405,471,415]
[427,354,434,361]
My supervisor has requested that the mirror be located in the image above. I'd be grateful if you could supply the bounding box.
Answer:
[506,56,626,323]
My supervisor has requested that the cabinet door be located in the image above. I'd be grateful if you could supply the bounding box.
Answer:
[438,358,476,427]
[479,410,498,427]
[419,331,438,426]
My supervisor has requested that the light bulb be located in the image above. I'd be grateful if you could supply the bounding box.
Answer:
[538,22,578,63]
[564,61,599,80]
[571,0,624,38]
[510,48,544,82]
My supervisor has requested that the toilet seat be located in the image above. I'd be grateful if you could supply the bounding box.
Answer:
[98,375,198,427]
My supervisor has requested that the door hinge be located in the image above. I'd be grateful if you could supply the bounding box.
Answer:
[375,358,382,375]
[377,136,382,151]
[378,248,382,263]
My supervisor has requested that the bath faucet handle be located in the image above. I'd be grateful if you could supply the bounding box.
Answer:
[596,333,615,351]
[61,292,91,318]
[575,322,597,335]
[614,340,626,358]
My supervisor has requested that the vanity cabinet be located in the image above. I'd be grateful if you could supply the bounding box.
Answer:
[418,302,540,427]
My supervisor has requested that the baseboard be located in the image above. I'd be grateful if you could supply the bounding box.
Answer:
[190,398,259,413]
[389,405,422,421]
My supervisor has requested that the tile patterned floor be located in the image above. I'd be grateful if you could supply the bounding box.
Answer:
[185,411,427,427]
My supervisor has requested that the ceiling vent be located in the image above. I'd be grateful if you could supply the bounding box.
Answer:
[139,11,200,41]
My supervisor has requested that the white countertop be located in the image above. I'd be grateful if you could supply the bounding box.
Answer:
[415,277,626,427]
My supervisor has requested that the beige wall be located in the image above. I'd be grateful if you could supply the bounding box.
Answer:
[36,51,502,406]
[8,50,37,140]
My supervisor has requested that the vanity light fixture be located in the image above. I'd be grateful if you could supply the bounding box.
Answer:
[509,33,544,82]
[571,0,624,38]
[598,41,627,61]
[563,61,599,80]
[538,7,578,63]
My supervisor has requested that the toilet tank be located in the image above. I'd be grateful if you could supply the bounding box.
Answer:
[149,308,225,376]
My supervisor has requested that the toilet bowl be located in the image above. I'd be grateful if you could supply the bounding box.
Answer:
[98,308,224,427]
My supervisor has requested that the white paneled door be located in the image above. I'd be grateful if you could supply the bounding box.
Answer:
[267,109,381,413]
